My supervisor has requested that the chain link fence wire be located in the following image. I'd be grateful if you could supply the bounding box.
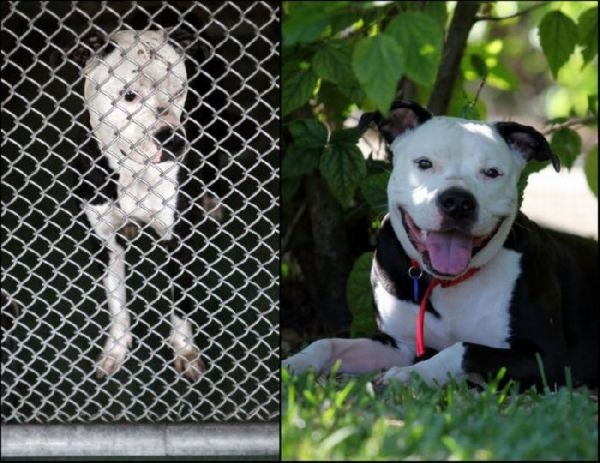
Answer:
[1,1,280,424]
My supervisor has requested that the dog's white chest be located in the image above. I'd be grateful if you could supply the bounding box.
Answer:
[376,248,520,351]
[117,162,179,238]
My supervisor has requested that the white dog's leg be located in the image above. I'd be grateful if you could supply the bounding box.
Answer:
[169,313,205,381]
[85,204,132,378]
[283,337,414,375]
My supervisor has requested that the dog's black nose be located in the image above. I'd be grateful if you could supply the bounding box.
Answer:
[437,187,477,220]
[153,128,186,161]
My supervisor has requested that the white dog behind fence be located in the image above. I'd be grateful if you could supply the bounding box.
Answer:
[73,29,205,380]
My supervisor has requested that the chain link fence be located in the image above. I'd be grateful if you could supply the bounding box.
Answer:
[1,0,279,432]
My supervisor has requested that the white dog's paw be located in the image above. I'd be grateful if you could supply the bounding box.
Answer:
[381,366,417,385]
[282,356,305,374]
[173,345,206,381]
[169,317,206,381]
[282,339,334,375]
[203,195,225,221]
[381,363,454,387]
[383,344,466,386]
[96,333,133,378]
[282,354,321,375]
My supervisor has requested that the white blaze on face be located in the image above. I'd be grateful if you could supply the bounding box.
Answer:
[83,30,188,166]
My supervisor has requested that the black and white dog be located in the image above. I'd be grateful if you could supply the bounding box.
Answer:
[72,30,208,380]
[284,100,598,390]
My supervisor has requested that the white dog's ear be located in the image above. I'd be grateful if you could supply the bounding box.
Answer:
[359,100,433,144]
[494,122,560,172]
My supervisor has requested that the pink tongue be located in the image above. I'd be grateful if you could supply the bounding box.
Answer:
[425,231,473,275]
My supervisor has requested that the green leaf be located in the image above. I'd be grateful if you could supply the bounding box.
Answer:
[319,141,366,208]
[313,40,365,104]
[577,7,598,66]
[317,81,354,126]
[282,175,302,204]
[335,79,365,105]
[283,1,360,46]
[282,3,334,46]
[458,105,481,120]
[550,127,582,170]
[283,14,330,46]
[288,118,329,148]
[385,12,443,87]
[538,11,578,79]
[282,67,319,116]
[423,1,447,29]
[588,95,598,118]
[283,144,322,178]
[313,40,354,85]
[283,119,328,178]
[470,54,488,79]
[360,172,390,215]
[486,61,520,91]
[352,35,405,113]
[347,251,376,338]
[584,145,598,197]
[330,126,364,145]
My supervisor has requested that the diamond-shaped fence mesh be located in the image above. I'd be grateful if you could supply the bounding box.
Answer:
[1,1,279,424]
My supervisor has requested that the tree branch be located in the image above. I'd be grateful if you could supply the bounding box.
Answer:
[475,2,549,22]
[282,201,307,253]
[427,2,481,115]
[542,116,597,136]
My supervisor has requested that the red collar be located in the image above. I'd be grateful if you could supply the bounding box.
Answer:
[409,259,480,357]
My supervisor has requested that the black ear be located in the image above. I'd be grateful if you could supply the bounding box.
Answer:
[359,100,433,144]
[168,29,205,57]
[494,122,560,172]
[68,32,112,67]
[169,29,196,48]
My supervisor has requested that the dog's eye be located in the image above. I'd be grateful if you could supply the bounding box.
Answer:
[414,158,433,170]
[482,167,502,178]
[122,90,138,102]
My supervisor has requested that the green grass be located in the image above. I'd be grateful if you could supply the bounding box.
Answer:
[281,365,598,460]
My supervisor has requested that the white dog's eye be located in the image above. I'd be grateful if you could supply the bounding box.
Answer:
[482,167,503,178]
[414,157,433,170]
[122,89,138,102]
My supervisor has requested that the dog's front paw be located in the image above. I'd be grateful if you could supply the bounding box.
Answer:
[282,339,336,375]
[203,195,225,221]
[282,351,321,375]
[169,318,206,381]
[96,334,133,378]
[174,346,206,381]
[381,366,418,385]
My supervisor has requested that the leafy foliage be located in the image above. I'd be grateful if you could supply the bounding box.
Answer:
[346,251,375,337]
